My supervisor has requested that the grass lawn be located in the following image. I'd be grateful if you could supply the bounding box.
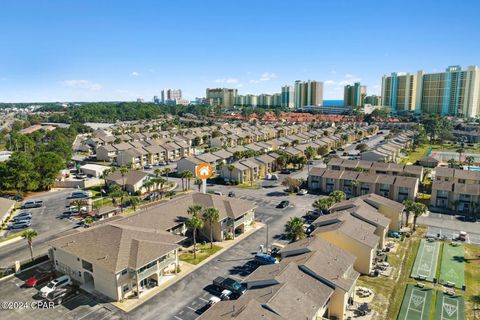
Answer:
[401,145,430,164]
[92,197,113,209]
[179,243,223,265]
[238,183,261,190]
[464,244,480,320]
[0,231,23,243]
[357,226,430,319]
[439,243,465,288]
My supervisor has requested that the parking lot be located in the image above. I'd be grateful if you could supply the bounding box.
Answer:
[0,263,122,320]
[0,189,81,267]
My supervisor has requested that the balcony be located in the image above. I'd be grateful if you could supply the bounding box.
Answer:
[136,265,158,280]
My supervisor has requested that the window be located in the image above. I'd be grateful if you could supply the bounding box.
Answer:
[123,284,129,293]
[78,271,82,277]
[121,269,128,275]
[458,179,465,184]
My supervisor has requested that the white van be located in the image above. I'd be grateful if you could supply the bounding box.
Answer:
[40,275,72,297]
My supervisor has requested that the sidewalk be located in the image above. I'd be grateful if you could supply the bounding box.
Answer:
[111,222,264,312]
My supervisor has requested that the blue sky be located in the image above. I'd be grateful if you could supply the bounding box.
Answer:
[0,0,479,102]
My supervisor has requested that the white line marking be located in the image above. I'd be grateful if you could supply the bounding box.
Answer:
[186,306,196,311]
[174,316,183,320]
[198,297,209,302]
[76,306,101,320]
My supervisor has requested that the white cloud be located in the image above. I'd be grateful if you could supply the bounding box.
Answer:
[259,72,277,81]
[236,83,244,88]
[130,71,141,77]
[324,80,336,85]
[338,78,362,86]
[345,74,354,78]
[330,70,337,75]
[249,79,259,84]
[215,78,239,84]
[60,80,102,91]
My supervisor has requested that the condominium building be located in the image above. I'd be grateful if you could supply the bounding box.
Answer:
[281,85,295,108]
[363,95,382,106]
[382,65,480,117]
[206,88,237,107]
[418,65,480,117]
[381,72,419,113]
[161,89,182,103]
[294,80,324,108]
[344,82,366,107]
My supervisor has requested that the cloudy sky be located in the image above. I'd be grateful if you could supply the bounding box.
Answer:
[0,0,479,102]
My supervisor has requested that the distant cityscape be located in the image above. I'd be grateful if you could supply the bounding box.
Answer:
[145,65,480,118]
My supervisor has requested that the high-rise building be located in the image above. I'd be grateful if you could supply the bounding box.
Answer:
[281,85,295,108]
[257,94,273,107]
[272,93,281,107]
[294,80,323,108]
[161,89,182,103]
[206,88,237,107]
[363,95,382,106]
[382,65,480,117]
[381,72,419,113]
[344,82,366,107]
[235,95,246,106]
[245,94,257,107]
[153,95,160,104]
[418,65,480,116]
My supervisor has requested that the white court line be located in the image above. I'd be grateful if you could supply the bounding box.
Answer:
[405,289,427,320]
[198,297,209,302]
[442,296,459,320]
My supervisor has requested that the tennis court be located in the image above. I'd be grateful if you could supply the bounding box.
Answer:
[435,292,465,320]
[397,285,432,320]
[439,243,465,289]
[411,239,441,282]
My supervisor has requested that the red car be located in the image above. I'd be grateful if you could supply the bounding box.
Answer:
[24,272,55,288]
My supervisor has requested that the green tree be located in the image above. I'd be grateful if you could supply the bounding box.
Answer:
[284,217,305,242]
[465,156,475,170]
[119,166,129,191]
[412,202,427,231]
[329,190,346,203]
[21,229,38,261]
[304,146,316,161]
[317,145,329,157]
[84,216,94,225]
[281,177,301,193]
[128,196,141,212]
[33,152,64,190]
[163,167,171,181]
[313,196,335,213]
[142,179,155,196]
[355,143,368,153]
[202,207,220,249]
[186,216,204,259]
[403,199,415,227]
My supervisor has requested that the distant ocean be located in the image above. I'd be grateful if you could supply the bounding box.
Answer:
[322,100,344,107]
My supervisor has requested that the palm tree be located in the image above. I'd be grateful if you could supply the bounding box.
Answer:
[153,168,162,178]
[186,216,204,259]
[100,167,114,188]
[163,168,171,181]
[329,190,346,203]
[129,196,141,212]
[183,171,194,190]
[465,156,475,170]
[142,179,155,196]
[450,200,460,214]
[456,148,465,163]
[403,199,415,227]
[313,197,335,214]
[194,178,202,191]
[285,217,305,242]
[187,204,203,217]
[412,202,427,231]
[202,207,220,249]
[21,229,38,261]
[180,170,191,191]
[119,166,129,191]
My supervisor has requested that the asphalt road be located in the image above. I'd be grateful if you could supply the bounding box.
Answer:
[340,130,389,159]
[0,189,78,268]
[418,211,480,244]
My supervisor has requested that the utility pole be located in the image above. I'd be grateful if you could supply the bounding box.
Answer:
[265,222,268,253]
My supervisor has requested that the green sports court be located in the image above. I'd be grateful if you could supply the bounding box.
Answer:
[435,292,465,320]
[397,285,432,320]
[411,239,441,282]
[439,243,465,289]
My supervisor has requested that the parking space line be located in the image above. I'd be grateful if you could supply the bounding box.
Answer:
[199,297,208,302]
[75,306,100,320]
[174,316,183,320]
[186,306,196,311]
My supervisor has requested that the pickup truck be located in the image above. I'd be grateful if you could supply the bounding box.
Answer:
[212,277,246,297]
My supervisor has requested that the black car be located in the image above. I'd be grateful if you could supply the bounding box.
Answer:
[228,191,235,197]
[280,169,291,174]
[213,277,246,297]
[277,200,290,208]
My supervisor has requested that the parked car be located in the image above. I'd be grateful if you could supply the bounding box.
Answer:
[228,191,235,197]
[276,200,290,208]
[13,214,32,222]
[40,275,72,298]
[75,173,87,180]
[280,169,291,174]
[388,231,400,238]
[45,285,79,305]
[213,277,246,297]
[458,231,467,241]
[21,200,43,209]
[8,220,31,229]
[271,174,279,180]
[206,296,221,309]
[70,191,89,199]
[254,253,278,265]
[67,205,88,214]
[214,191,223,196]
[297,189,308,195]
[24,272,55,288]
[15,212,33,219]
[144,164,153,170]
